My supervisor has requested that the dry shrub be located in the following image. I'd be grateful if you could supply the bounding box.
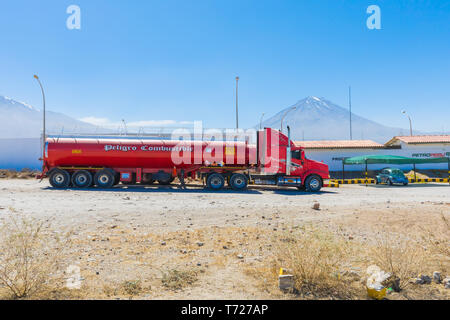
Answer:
[0,169,38,179]
[121,280,143,296]
[272,226,358,299]
[0,210,72,299]
[162,268,198,291]
[370,234,426,290]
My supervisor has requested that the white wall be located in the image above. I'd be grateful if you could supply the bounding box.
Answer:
[0,138,41,170]
[305,143,450,171]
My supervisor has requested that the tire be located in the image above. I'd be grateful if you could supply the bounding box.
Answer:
[304,175,322,192]
[403,182,408,186]
[158,177,173,185]
[206,173,225,190]
[142,174,154,185]
[71,170,93,188]
[49,169,71,188]
[388,179,393,186]
[94,169,115,188]
[229,173,248,190]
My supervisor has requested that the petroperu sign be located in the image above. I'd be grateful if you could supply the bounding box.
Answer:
[104,145,193,152]
[411,152,450,158]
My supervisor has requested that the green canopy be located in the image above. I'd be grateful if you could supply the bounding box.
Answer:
[343,155,449,165]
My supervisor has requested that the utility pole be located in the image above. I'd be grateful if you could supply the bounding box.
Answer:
[33,75,46,161]
[349,86,353,140]
[235,76,239,130]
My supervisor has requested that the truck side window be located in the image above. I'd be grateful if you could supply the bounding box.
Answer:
[291,150,301,160]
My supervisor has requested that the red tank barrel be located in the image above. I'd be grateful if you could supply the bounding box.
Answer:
[45,137,256,171]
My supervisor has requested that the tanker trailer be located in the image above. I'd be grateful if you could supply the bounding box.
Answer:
[39,127,329,192]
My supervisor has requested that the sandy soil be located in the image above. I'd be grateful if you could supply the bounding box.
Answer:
[0,179,449,299]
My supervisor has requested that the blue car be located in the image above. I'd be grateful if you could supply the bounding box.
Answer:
[376,168,409,186]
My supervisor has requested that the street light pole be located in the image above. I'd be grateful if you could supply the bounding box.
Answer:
[259,112,265,129]
[235,76,239,130]
[33,75,46,161]
[280,107,296,133]
[401,110,413,136]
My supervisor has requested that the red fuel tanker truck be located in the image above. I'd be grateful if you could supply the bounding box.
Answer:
[39,127,330,192]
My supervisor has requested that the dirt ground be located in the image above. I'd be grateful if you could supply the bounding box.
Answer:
[0,179,449,299]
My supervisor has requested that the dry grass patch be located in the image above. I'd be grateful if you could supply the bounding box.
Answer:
[420,213,450,264]
[0,210,72,299]
[121,279,143,296]
[369,234,426,290]
[260,226,364,299]
[0,169,39,179]
[162,268,199,291]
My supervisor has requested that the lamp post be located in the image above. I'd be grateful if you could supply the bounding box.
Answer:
[259,112,265,129]
[280,106,296,133]
[235,76,239,130]
[122,119,128,135]
[401,110,413,136]
[33,75,46,161]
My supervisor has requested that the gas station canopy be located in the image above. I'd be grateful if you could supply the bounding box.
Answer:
[343,155,449,165]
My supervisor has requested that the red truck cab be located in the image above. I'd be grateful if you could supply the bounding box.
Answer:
[253,127,330,191]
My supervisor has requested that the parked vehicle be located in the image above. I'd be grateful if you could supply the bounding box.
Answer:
[376,168,409,185]
[38,127,330,192]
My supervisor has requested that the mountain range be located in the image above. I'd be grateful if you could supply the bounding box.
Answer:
[0,95,99,139]
[0,94,445,142]
[260,96,417,143]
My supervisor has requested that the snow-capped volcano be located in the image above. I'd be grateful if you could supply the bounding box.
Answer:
[0,95,99,138]
[259,96,408,142]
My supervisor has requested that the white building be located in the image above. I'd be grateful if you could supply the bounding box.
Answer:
[296,135,450,172]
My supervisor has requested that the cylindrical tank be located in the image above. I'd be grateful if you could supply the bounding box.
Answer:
[45,137,256,170]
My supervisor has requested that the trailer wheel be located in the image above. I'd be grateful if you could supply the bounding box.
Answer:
[157,177,172,185]
[94,169,115,188]
[142,173,154,185]
[206,173,225,190]
[71,170,93,188]
[229,173,248,190]
[49,169,71,188]
[305,175,322,192]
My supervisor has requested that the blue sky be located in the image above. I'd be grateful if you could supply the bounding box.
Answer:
[0,0,449,131]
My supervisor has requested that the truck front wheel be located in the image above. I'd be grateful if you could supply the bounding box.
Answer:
[206,173,225,190]
[94,169,115,188]
[305,175,322,192]
[49,169,71,188]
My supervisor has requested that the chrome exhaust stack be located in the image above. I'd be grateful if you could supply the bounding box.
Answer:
[286,126,291,175]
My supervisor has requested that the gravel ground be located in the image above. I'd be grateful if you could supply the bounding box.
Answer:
[1,179,449,232]
[0,179,449,299]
